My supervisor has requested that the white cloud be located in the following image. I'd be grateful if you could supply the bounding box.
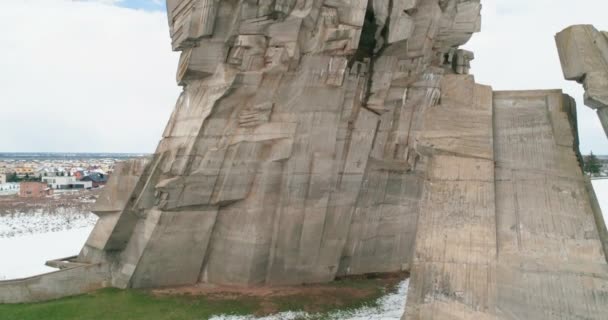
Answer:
[0,0,180,153]
[0,0,606,154]
[464,0,608,154]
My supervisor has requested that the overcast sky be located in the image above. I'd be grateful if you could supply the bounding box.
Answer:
[0,0,607,154]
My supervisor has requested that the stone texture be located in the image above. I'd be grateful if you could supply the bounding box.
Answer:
[2,3,608,319]
[68,0,487,290]
[556,25,608,138]
[404,75,496,319]
[404,89,608,319]
[0,264,109,304]
[492,90,608,320]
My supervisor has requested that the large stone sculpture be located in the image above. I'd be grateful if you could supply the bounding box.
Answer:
[2,1,608,319]
[73,0,485,289]
[556,25,608,138]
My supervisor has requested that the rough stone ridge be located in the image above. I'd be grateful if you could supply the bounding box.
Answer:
[2,2,608,320]
[556,25,608,138]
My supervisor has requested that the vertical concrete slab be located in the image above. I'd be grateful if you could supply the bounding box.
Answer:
[129,209,218,288]
[404,77,497,320]
[493,90,608,319]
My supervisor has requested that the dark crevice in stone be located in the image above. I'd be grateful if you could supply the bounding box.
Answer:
[353,4,379,63]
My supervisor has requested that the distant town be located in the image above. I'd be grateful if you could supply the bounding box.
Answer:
[0,153,148,198]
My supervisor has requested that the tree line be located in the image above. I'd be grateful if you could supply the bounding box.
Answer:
[6,173,41,183]
[583,151,603,176]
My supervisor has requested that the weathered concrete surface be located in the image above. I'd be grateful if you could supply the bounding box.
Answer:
[493,90,608,319]
[403,90,608,319]
[404,74,497,319]
[80,159,149,259]
[0,264,109,304]
[556,25,608,138]
[66,0,485,291]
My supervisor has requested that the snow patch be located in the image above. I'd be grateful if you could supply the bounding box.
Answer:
[0,208,97,279]
[209,279,409,320]
[592,179,608,221]
[0,227,94,280]
[0,209,97,238]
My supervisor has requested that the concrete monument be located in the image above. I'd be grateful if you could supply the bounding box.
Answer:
[2,1,608,320]
[556,25,608,138]
[72,0,487,290]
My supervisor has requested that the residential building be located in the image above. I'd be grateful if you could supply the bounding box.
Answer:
[0,174,5,184]
[80,172,108,188]
[42,176,92,190]
[19,182,53,198]
[36,167,60,177]
[0,182,19,194]
[74,170,86,180]
[15,167,35,177]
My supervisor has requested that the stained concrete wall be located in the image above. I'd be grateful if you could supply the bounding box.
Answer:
[403,89,608,319]
[404,75,497,319]
[129,209,218,288]
[79,159,149,263]
[0,264,109,304]
[493,90,608,319]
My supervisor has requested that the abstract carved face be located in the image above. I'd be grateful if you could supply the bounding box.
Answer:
[264,46,290,72]
[228,35,268,71]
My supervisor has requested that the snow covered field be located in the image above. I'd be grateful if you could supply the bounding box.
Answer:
[0,209,96,238]
[0,209,96,280]
[0,227,93,280]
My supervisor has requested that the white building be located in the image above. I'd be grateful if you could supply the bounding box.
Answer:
[0,182,19,195]
[42,176,92,190]
[0,174,6,184]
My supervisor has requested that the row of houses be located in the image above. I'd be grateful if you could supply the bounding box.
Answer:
[1,163,113,179]
[41,173,108,189]
[18,173,109,198]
